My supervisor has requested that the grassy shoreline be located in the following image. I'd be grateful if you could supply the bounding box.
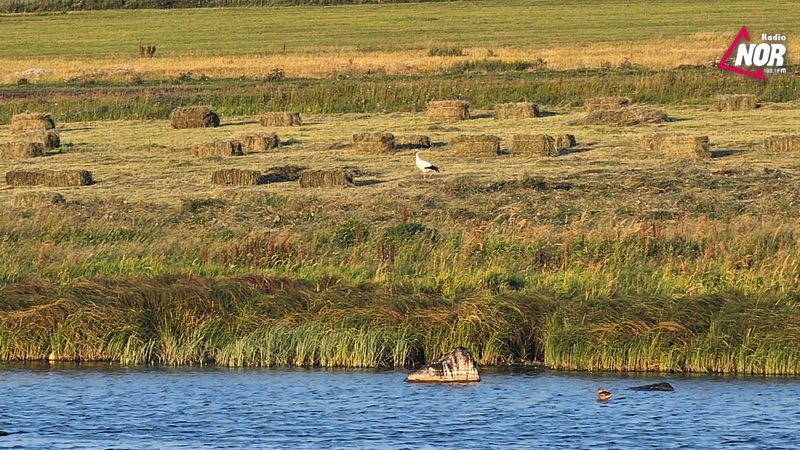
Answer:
[2,0,800,374]
[3,275,800,374]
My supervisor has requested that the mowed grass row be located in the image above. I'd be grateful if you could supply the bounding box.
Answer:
[2,70,800,124]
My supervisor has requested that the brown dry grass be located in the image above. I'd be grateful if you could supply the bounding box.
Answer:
[3,32,798,84]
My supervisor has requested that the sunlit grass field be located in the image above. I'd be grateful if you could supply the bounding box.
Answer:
[2,0,800,373]
[1,0,799,83]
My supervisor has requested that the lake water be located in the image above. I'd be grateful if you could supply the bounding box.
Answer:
[1,364,799,449]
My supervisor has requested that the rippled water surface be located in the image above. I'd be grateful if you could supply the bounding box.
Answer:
[1,364,799,449]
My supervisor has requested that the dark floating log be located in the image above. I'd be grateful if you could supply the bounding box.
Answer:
[405,347,480,383]
[628,382,675,391]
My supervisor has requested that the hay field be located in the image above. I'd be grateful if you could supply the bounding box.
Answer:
[1,0,799,83]
[3,105,800,371]
[1,104,798,208]
[3,0,800,371]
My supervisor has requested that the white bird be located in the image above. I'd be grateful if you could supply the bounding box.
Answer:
[415,149,440,178]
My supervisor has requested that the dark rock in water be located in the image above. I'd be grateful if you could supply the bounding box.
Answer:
[629,382,675,391]
[405,347,480,383]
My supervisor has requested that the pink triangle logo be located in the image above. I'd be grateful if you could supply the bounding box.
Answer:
[717,26,765,80]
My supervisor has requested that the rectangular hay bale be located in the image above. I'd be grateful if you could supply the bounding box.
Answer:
[449,134,501,156]
[0,141,45,159]
[353,132,395,154]
[394,135,432,150]
[234,132,280,152]
[43,169,94,187]
[511,134,558,157]
[714,94,757,112]
[493,102,540,119]
[10,113,56,133]
[13,130,60,150]
[639,132,710,160]
[211,169,264,186]
[170,106,220,129]
[427,100,470,122]
[556,134,577,149]
[191,140,244,157]
[5,169,92,187]
[763,134,800,152]
[260,112,302,127]
[13,191,65,208]
[5,169,46,186]
[298,169,354,188]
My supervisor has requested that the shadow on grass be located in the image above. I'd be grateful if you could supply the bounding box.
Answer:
[220,120,258,127]
[711,149,747,158]
[470,112,493,119]
[280,138,300,147]
[560,146,593,156]
[354,179,384,187]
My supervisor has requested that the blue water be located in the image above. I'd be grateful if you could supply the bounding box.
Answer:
[1,364,799,449]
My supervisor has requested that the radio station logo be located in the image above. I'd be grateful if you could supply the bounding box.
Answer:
[717,26,787,79]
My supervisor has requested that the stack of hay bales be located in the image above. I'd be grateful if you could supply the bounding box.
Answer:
[0,141,45,159]
[13,191,66,208]
[493,102,540,119]
[5,169,93,187]
[211,169,264,186]
[10,112,56,132]
[353,132,394,154]
[298,169,354,187]
[395,135,432,150]
[557,134,577,150]
[14,130,60,151]
[449,135,501,156]
[191,140,244,157]
[260,112,302,127]
[568,108,668,126]
[170,106,220,129]
[511,134,558,157]
[639,132,710,160]
[6,112,60,155]
[763,134,800,152]
[585,96,630,112]
[234,132,280,152]
[427,100,470,122]
[715,94,757,112]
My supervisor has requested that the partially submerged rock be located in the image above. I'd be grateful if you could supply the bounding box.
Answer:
[405,347,481,383]
[629,382,675,391]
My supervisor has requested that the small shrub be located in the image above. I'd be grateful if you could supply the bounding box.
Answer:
[382,222,428,243]
[266,68,285,82]
[181,197,226,213]
[448,60,532,74]
[333,218,370,248]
